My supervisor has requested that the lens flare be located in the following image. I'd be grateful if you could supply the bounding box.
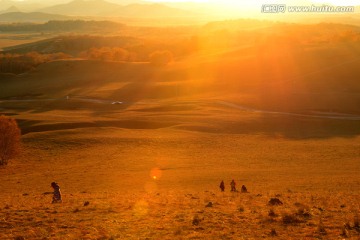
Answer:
[150,167,162,180]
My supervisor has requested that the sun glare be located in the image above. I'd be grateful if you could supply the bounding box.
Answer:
[145,0,359,5]
[146,0,209,2]
[312,0,359,5]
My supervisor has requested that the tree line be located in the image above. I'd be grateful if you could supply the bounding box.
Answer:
[0,20,124,32]
[0,52,71,74]
[0,49,174,74]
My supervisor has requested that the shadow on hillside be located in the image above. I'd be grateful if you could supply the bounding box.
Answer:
[176,115,360,139]
[19,114,360,139]
[13,100,360,139]
[20,119,177,135]
[109,82,151,102]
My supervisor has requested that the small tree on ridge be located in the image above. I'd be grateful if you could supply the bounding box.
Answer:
[0,116,21,166]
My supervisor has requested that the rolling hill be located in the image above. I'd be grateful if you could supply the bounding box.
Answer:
[0,12,73,22]
[108,3,191,18]
[39,0,121,16]
[2,20,360,114]
[39,0,192,17]
[0,5,20,14]
[2,34,136,54]
[0,0,37,12]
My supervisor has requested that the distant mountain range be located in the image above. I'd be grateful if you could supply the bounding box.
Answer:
[108,3,192,18]
[0,0,193,20]
[0,20,125,33]
[39,0,191,17]
[0,0,45,12]
[0,0,145,11]
[1,5,20,13]
[39,0,121,16]
[1,0,358,23]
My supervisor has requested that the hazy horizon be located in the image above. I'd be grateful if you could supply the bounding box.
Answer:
[0,0,358,20]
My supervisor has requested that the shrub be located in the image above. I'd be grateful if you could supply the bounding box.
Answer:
[354,215,360,231]
[268,209,277,217]
[318,219,327,235]
[0,116,21,166]
[282,213,302,225]
[80,47,130,62]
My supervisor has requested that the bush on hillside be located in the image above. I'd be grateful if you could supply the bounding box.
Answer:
[79,47,132,61]
[0,116,21,166]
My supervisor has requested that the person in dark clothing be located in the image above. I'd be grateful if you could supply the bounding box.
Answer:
[230,179,237,192]
[219,180,225,192]
[51,182,62,203]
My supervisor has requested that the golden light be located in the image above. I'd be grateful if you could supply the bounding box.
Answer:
[312,0,359,5]
[145,0,359,7]
[144,181,158,193]
[150,167,163,180]
[146,0,208,2]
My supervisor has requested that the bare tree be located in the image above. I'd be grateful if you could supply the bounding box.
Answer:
[0,116,21,166]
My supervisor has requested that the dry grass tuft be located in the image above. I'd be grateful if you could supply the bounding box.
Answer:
[296,206,312,220]
[282,213,303,225]
[192,215,202,226]
[341,225,350,238]
[354,215,360,231]
[317,219,327,235]
[270,228,277,236]
[268,209,278,218]
[14,236,25,240]
[238,206,245,213]
[268,198,283,206]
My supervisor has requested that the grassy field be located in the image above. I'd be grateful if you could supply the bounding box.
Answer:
[0,189,359,239]
[1,20,360,239]
[0,33,55,51]
[0,99,359,239]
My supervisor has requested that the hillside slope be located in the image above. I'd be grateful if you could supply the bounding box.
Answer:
[0,11,73,22]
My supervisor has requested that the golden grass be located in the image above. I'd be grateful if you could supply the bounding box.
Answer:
[0,33,54,51]
[0,121,359,239]
[1,19,360,239]
[0,190,359,239]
